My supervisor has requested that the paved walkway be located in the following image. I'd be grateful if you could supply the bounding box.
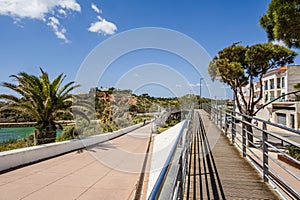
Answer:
[184,110,280,199]
[0,124,151,200]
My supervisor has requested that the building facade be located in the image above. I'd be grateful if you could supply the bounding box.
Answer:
[263,65,300,129]
[242,65,300,130]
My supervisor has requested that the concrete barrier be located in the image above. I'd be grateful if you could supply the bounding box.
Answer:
[0,123,144,172]
[147,121,185,198]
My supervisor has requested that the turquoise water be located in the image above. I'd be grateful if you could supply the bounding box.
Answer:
[0,127,62,143]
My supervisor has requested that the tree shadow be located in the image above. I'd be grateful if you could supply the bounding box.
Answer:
[86,142,118,152]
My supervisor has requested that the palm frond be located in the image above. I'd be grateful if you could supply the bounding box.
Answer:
[51,73,65,97]
[58,81,79,97]
[0,94,20,103]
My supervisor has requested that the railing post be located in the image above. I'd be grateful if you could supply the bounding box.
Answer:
[231,112,236,144]
[215,108,218,126]
[242,121,246,157]
[177,154,183,199]
[225,113,228,135]
[219,109,223,131]
[262,122,269,182]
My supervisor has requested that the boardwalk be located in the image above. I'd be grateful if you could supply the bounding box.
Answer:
[0,124,151,200]
[184,110,280,199]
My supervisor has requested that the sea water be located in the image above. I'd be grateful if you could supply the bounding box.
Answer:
[0,127,62,143]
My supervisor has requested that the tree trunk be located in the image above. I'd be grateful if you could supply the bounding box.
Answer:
[35,122,57,145]
[244,117,254,147]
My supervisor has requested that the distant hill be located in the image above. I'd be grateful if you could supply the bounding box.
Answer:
[0,87,210,125]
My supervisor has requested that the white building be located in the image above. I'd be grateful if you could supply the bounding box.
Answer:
[242,65,300,130]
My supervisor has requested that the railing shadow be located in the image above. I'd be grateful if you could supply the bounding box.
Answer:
[186,111,225,199]
[198,112,226,200]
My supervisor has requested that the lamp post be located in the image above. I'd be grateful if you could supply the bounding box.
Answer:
[199,77,204,109]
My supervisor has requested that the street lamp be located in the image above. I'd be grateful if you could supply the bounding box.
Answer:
[199,77,204,109]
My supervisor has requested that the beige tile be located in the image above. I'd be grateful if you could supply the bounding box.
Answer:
[74,162,111,177]
[53,174,100,188]
[23,185,87,200]
[0,169,35,184]
[77,188,132,200]
[45,160,94,174]
[0,182,43,199]
[92,171,138,190]
[15,172,63,185]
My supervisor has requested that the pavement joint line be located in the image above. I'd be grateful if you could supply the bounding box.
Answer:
[19,159,96,200]
[74,166,117,200]
[0,148,84,184]
[75,126,151,199]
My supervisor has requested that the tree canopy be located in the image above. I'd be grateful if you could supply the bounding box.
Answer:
[208,43,297,116]
[0,69,80,144]
[260,0,300,48]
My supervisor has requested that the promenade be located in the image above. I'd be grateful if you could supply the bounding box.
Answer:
[184,110,280,199]
[0,124,151,200]
[1,109,297,199]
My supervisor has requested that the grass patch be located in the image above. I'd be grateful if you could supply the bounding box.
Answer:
[158,126,172,133]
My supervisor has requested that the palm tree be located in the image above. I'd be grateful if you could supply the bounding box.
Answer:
[0,68,80,144]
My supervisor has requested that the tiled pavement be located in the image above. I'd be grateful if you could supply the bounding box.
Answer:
[0,124,151,200]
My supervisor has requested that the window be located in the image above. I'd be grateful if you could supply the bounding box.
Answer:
[264,81,268,90]
[282,77,285,88]
[270,79,274,89]
[277,78,281,88]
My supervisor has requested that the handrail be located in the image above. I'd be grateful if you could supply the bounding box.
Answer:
[148,109,192,200]
[204,103,300,199]
[211,104,300,136]
[210,105,300,148]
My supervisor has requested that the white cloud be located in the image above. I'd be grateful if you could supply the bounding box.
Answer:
[47,16,69,43]
[88,19,117,35]
[91,3,102,14]
[89,3,117,36]
[58,9,67,16]
[0,0,81,20]
[0,0,81,42]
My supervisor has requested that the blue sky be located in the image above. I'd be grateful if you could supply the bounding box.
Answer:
[0,0,298,98]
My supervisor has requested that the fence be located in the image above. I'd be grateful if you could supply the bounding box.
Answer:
[203,103,300,199]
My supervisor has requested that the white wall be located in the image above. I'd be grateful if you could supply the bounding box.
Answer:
[0,123,144,172]
[146,121,185,198]
[256,107,271,121]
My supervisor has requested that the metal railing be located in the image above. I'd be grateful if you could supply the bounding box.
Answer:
[148,109,193,200]
[203,103,300,199]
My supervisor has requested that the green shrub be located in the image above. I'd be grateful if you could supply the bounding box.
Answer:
[57,126,81,141]
[27,133,35,146]
[132,115,152,124]
[288,145,300,161]
[0,139,31,152]
[166,119,178,126]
